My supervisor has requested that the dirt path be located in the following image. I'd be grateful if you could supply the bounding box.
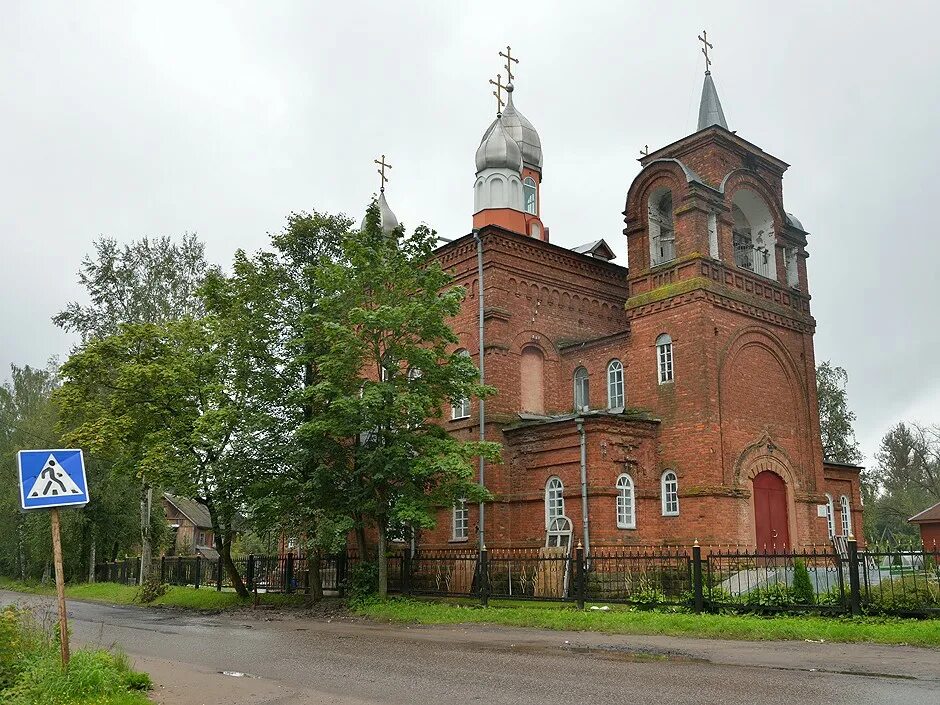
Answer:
[2,590,937,705]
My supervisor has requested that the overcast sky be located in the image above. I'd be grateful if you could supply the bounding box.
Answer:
[2,1,938,464]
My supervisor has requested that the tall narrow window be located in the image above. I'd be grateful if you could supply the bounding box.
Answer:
[520,346,545,414]
[648,189,675,265]
[661,470,679,516]
[573,367,590,411]
[545,476,565,528]
[708,212,720,259]
[825,494,835,539]
[451,349,472,419]
[452,499,469,541]
[616,474,636,529]
[607,359,624,410]
[656,334,674,384]
[840,495,852,537]
[523,176,537,215]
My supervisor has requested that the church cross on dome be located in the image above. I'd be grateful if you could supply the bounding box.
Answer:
[698,30,714,73]
[374,154,392,193]
[499,45,518,83]
[489,73,508,115]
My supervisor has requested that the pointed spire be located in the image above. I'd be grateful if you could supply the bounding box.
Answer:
[697,71,728,131]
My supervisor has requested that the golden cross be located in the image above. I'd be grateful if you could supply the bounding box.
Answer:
[489,73,508,114]
[499,45,519,83]
[698,30,713,73]
[374,154,392,192]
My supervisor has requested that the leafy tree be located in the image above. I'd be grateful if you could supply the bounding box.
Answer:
[54,234,212,581]
[816,361,863,466]
[305,201,499,598]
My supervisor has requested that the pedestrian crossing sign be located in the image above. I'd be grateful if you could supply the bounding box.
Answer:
[17,449,89,510]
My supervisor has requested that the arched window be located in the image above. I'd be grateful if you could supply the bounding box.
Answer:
[656,333,673,384]
[731,190,776,279]
[451,349,472,419]
[490,177,505,205]
[452,499,469,541]
[661,470,679,516]
[840,495,852,537]
[616,474,636,529]
[573,367,590,411]
[648,189,675,265]
[523,176,537,215]
[825,494,835,538]
[545,476,564,528]
[520,346,545,414]
[607,359,624,410]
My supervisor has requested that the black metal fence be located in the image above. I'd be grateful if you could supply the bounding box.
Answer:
[95,540,940,617]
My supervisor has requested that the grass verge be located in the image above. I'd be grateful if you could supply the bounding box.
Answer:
[354,597,940,648]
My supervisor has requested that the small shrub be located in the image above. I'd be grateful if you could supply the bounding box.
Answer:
[863,578,940,615]
[744,582,793,611]
[0,607,42,692]
[344,562,379,602]
[791,560,815,605]
[135,574,168,604]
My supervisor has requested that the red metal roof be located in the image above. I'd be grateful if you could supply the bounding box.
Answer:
[909,500,940,524]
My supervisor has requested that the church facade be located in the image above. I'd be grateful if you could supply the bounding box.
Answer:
[382,56,863,552]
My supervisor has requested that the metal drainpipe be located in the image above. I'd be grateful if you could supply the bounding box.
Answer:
[576,417,590,556]
[473,229,486,549]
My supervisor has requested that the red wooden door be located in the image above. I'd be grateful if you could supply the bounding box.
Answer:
[754,471,790,549]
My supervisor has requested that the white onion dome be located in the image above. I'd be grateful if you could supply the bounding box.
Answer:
[475,116,523,173]
[499,84,542,170]
[360,190,399,233]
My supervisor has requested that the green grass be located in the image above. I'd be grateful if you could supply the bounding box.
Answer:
[354,597,940,648]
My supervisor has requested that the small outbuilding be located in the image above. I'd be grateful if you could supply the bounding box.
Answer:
[909,501,940,548]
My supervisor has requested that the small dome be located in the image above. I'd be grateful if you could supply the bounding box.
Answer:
[361,190,399,234]
[500,84,542,170]
[475,117,523,173]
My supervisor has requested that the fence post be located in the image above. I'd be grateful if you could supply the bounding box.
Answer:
[194,555,202,590]
[216,557,223,592]
[247,554,255,592]
[692,540,704,614]
[160,555,166,584]
[479,545,489,607]
[575,542,586,610]
[285,552,295,594]
[846,536,861,616]
[402,549,412,595]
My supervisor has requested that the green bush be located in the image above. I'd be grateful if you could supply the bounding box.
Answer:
[863,578,940,615]
[344,562,379,602]
[135,574,168,604]
[791,560,815,605]
[0,607,41,691]
[743,582,793,611]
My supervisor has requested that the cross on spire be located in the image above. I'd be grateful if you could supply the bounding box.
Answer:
[698,30,713,73]
[374,154,392,192]
[499,45,519,83]
[640,145,649,157]
[489,73,508,115]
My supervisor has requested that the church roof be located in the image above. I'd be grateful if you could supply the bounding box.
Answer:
[499,84,542,170]
[360,190,400,234]
[475,117,523,173]
[697,71,728,131]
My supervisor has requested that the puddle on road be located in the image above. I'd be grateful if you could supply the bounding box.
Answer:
[219,671,255,678]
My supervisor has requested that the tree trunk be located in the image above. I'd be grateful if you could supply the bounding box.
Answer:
[139,481,153,584]
[220,535,248,598]
[306,549,323,606]
[88,537,96,583]
[377,520,387,600]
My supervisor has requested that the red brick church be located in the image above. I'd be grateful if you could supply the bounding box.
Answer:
[376,48,863,552]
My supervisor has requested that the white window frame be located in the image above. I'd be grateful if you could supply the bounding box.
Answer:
[452,499,469,541]
[523,176,537,215]
[573,367,589,412]
[545,476,565,529]
[451,350,472,419]
[661,470,679,516]
[607,359,624,410]
[656,334,674,384]
[840,495,852,537]
[616,473,636,529]
[825,494,835,539]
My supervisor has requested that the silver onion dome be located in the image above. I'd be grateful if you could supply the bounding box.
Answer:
[475,116,523,173]
[361,190,400,234]
[499,84,542,170]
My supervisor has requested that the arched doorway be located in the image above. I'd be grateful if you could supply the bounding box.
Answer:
[753,471,790,549]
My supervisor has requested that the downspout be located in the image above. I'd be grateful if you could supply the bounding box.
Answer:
[576,418,590,556]
[473,229,486,549]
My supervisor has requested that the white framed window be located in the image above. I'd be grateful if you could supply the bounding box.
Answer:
[452,499,469,541]
[451,349,472,419]
[523,176,537,215]
[573,367,589,411]
[545,476,564,528]
[656,333,673,384]
[607,359,624,410]
[661,470,679,516]
[616,474,636,529]
[840,495,852,537]
[825,494,835,539]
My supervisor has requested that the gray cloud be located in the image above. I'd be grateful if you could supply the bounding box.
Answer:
[2,1,938,463]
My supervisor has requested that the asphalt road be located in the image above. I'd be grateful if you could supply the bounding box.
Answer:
[2,590,938,705]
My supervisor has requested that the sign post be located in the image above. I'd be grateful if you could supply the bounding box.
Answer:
[17,449,90,669]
